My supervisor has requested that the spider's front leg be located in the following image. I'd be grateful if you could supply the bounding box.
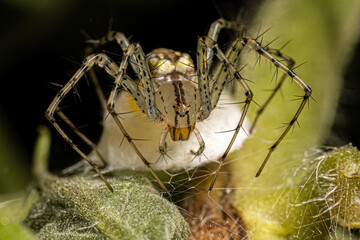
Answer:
[197,19,245,118]
[159,127,169,157]
[46,53,121,192]
[106,43,168,193]
[86,31,140,76]
[197,36,253,192]
[190,128,205,157]
[206,18,244,69]
[240,37,312,177]
[84,31,143,109]
[158,127,204,159]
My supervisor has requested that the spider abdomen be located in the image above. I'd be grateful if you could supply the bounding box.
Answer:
[155,80,200,141]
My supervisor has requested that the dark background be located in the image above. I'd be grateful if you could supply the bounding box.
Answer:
[0,0,359,173]
[0,0,261,171]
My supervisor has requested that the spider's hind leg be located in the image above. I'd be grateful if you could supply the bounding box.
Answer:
[249,47,296,134]
[240,37,312,176]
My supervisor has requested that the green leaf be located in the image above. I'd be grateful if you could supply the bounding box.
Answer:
[230,0,360,239]
[25,126,188,240]
[0,208,36,240]
[26,174,188,240]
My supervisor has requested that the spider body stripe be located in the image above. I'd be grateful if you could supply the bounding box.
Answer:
[172,82,180,127]
[161,79,196,141]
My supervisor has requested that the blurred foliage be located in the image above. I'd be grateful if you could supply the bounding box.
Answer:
[231,0,360,239]
[0,107,29,193]
[0,209,36,240]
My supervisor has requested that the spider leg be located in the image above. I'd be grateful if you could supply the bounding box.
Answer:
[56,109,107,167]
[190,18,244,119]
[46,53,121,192]
[198,36,253,192]
[249,48,295,134]
[159,126,168,156]
[239,37,312,177]
[130,43,158,120]
[87,34,150,114]
[86,31,139,75]
[84,31,142,109]
[58,48,111,165]
[106,43,168,193]
[197,38,212,119]
[210,38,244,109]
[103,41,158,120]
[206,18,244,68]
[190,128,205,157]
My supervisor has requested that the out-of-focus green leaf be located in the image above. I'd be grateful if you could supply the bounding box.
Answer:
[230,0,360,239]
[0,107,29,193]
[0,208,36,240]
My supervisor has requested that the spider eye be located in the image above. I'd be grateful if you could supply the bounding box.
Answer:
[148,57,159,70]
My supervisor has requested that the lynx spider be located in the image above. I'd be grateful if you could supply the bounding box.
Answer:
[46,18,312,193]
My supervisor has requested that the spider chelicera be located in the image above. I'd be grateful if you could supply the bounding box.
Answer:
[46,18,312,194]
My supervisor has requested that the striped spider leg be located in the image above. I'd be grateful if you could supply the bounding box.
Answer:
[106,43,173,194]
[47,32,146,173]
[45,54,117,192]
[206,19,244,73]
[46,44,168,193]
[198,20,312,191]
[238,37,312,177]
[248,48,295,134]
[197,36,253,192]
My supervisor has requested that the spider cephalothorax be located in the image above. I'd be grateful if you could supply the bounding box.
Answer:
[148,48,201,141]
